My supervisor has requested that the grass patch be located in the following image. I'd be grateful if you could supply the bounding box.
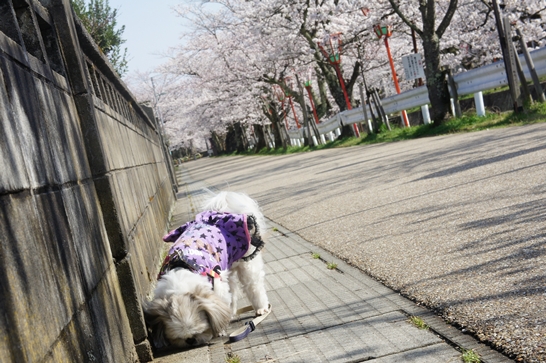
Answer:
[461,348,481,363]
[254,145,305,155]
[408,316,429,330]
[312,252,320,259]
[326,262,338,270]
[360,102,546,144]
[225,353,241,363]
[272,227,279,232]
[241,103,546,156]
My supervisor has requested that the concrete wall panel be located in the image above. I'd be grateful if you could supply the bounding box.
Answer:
[0,55,29,193]
[128,177,174,294]
[62,182,113,291]
[1,57,56,188]
[0,1,176,361]
[0,184,134,362]
[86,265,139,363]
[0,192,66,362]
[34,190,87,314]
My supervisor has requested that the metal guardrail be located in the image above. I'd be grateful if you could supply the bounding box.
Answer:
[317,114,341,134]
[382,85,428,114]
[287,46,546,141]
[456,46,546,96]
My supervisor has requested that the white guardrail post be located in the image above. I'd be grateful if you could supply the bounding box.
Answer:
[475,92,486,116]
[421,105,431,124]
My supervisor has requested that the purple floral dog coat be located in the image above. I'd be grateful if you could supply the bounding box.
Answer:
[158,211,251,280]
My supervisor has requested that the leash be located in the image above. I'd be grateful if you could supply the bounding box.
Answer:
[229,304,272,342]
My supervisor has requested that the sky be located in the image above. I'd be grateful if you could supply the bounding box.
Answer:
[107,0,188,74]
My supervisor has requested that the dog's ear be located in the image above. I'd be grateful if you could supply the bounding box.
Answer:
[144,298,171,349]
[193,287,231,336]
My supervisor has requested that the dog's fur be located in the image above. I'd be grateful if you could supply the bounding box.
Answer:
[144,191,270,349]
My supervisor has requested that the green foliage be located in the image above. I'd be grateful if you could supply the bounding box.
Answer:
[71,0,128,76]
[461,349,481,363]
[225,353,241,363]
[326,262,337,270]
[312,252,320,259]
[408,316,429,330]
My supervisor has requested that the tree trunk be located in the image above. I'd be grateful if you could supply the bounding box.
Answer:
[260,100,287,150]
[320,65,354,137]
[316,69,332,116]
[252,124,267,152]
[422,30,451,124]
[270,120,286,150]
[225,122,247,153]
[388,0,458,125]
[210,131,225,155]
[302,27,355,137]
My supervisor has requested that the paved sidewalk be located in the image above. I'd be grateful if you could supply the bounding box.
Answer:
[153,167,512,363]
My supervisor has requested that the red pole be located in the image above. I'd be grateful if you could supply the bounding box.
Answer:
[288,97,301,128]
[384,37,401,94]
[334,64,352,109]
[384,37,410,127]
[281,100,288,129]
[305,86,320,124]
[333,64,360,137]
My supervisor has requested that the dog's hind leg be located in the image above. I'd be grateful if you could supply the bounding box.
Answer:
[227,271,242,315]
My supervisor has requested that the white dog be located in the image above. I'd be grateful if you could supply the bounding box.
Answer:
[144,191,270,349]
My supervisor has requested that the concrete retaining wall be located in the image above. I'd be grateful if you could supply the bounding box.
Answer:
[0,0,176,361]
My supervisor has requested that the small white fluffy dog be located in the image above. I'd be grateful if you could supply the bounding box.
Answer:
[145,191,270,349]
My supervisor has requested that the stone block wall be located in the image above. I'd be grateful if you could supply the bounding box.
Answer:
[0,0,176,361]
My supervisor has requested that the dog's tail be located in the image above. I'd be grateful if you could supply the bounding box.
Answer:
[201,190,266,233]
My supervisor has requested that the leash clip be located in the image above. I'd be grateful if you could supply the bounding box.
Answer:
[246,320,256,332]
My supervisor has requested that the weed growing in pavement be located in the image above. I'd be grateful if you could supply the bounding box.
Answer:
[272,227,279,232]
[225,352,241,363]
[312,252,320,259]
[461,348,481,363]
[326,262,337,270]
[408,316,429,330]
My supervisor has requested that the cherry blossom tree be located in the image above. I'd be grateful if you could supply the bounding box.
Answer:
[161,0,412,144]
[125,0,545,152]
[387,0,545,122]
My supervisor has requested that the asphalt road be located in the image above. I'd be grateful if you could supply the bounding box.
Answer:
[180,123,546,362]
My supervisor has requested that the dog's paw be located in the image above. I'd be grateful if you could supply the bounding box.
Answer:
[256,305,270,315]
